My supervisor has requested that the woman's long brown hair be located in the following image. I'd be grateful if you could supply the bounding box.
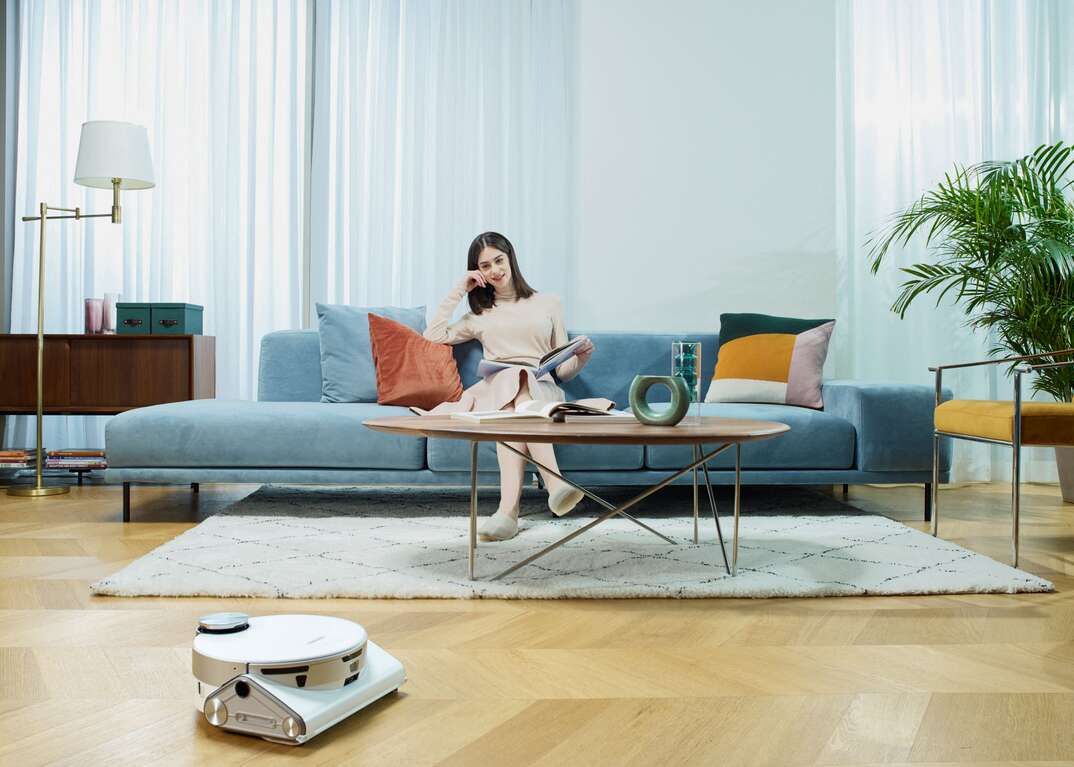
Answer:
[466,231,536,315]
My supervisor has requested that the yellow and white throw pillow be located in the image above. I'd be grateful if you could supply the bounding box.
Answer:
[705,313,835,409]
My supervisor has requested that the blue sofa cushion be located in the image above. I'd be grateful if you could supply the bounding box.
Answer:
[427,438,643,472]
[645,403,854,470]
[316,303,425,403]
[452,340,486,390]
[106,400,425,470]
[259,330,324,402]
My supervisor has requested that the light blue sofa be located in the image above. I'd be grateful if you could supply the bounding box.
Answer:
[105,330,951,521]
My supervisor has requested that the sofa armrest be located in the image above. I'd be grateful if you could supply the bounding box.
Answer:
[822,380,952,473]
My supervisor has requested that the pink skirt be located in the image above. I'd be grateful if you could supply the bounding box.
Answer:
[414,366,565,416]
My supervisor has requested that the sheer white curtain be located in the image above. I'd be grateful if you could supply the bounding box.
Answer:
[835,0,1074,481]
[5,0,574,450]
[6,0,306,449]
[309,0,574,314]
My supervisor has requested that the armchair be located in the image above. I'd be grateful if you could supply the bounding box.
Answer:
[931,349,1074,567]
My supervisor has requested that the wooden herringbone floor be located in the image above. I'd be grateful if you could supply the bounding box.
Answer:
[1,480,1073,766]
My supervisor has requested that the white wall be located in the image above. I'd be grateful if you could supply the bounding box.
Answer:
[571,0,836,332]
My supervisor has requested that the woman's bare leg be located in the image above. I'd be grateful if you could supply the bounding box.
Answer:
[526,441,563,486]
[510,374,561,489]
[493,371,535,517]
[479,374,531,540]
[514,374,583,515]
[482,371,584,540]
[495,441,527,517]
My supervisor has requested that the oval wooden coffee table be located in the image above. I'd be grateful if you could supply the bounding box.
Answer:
[363,415,790,580]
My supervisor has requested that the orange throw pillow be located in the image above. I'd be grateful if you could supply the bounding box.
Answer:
[368,312,463,409]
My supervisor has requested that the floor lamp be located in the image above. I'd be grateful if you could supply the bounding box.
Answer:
[8,121,154,498]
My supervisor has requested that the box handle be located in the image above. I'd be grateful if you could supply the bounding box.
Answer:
[158,319,179,327]
[123,318,143,327]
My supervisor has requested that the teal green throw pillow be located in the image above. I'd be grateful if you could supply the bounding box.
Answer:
[316,303,426,402]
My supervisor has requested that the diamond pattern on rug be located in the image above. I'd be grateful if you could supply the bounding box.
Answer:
[91,485,1052,599]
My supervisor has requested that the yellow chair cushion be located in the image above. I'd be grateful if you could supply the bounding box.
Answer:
[935,399,1074,445]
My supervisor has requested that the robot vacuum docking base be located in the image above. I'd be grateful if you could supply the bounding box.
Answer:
[193,614,406,745]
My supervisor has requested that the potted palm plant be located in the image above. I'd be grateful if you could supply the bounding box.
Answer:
[869,141,1074,499]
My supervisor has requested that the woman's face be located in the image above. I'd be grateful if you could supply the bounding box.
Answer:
[476,246,512,290]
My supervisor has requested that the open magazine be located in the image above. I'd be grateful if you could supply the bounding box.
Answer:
[451,399,635,424]
[476,337,587,380]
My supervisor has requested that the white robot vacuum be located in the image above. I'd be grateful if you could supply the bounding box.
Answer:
[192,612,406,744]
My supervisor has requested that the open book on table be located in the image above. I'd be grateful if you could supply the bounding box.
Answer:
[476,336,586,380]
[451,399,635,424]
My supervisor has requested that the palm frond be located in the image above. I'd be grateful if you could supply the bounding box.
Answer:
[869,141,1074,400]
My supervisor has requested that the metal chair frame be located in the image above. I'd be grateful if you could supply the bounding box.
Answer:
[930,348,1074,567]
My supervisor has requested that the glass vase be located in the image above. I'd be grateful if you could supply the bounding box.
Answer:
[102,292,120,334]
[671,341,702,421]
[84,298,103,335]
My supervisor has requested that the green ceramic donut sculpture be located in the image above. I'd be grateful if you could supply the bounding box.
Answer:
[628,375,690,426]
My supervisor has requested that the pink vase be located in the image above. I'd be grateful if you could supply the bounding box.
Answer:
[84,298,103,335]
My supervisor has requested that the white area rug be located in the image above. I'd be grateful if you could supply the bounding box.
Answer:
[92,486,1053,599]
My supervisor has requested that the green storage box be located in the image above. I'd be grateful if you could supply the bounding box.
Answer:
[116,304,150,334]
[117,303,203,335]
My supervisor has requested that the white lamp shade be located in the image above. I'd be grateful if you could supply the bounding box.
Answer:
[73,120,155,190]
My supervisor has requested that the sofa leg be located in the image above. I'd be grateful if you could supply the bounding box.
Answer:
[841,483,849,499]
[191,482,200,494]
[924,483,932,523]
[123,482,131,523]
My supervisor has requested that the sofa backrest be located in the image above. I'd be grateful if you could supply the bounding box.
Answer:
[258,330,324,402]
[258,328,719,405]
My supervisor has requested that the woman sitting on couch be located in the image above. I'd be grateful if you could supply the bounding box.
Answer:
[420,231,596,541]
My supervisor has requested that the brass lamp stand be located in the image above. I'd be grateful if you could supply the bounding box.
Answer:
[8,120,154,498]
[7,183,122,497]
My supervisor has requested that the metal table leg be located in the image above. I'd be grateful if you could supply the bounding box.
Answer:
[499,441,702,545]
[692,444,699,544]
[698,443,730,574]
[469,441,478,580]
[490,442,734,581]
[733,443,742,576]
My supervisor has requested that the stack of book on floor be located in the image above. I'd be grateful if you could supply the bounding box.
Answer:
[0,449,35,470]
[45,449,107,470]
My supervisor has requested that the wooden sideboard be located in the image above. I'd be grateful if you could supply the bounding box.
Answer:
[0,334,215,415]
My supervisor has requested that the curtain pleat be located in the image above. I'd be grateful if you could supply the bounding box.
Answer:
[1,1,20,342]
[4,0,573,452]
[5,0,307,449]
[308,0,574,318]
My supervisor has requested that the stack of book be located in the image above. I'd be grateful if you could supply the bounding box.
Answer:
[45,449,107,470]
[0,449,34,470]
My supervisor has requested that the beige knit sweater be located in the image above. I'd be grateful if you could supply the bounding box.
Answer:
[423,283,585,382]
